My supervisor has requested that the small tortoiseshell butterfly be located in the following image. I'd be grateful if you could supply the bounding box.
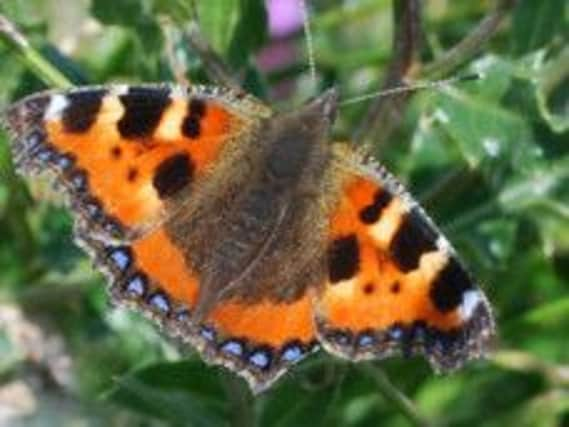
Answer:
[2,56,495,393]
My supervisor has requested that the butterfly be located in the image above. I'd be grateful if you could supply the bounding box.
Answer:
[1,11,498,390]
[2,81,495,392]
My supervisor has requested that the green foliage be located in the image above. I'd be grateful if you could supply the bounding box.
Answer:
[0,0,567,426]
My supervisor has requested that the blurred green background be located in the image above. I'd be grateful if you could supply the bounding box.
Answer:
[0,0,567,426]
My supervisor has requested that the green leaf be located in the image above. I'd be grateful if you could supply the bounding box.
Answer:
[469,55,515,101]
[227,0,268,67]
[196,0,267,67]
[429,88,534,171]
[507,48,569,134]
[496,157,569,252]
[151,0,193,24]
[196,1,242,59]
[470,218,518,268]
[535,47,569,133]
[106,360,229,426]
[0,0,48,28]
[91,0,163,78]
[515,391,569,427]
[510,298,569,332]
[511,0,566,55]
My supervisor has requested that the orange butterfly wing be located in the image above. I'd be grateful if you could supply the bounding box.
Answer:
[80,224,317,393]
[4,85,267,239]
[3,85,316,392]
[315,161,495,371]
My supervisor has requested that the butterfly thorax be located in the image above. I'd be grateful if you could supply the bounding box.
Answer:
[165,91,340,319]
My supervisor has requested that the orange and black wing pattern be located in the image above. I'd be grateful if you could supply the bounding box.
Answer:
[2,86,495,393]
[3,84,315,392]
[3,84,267,240]
[78,221,318,393]
[315,159,495,371]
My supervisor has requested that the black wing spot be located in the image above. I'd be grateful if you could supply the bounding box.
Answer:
[390,281,401,294]
[182,115,201,138]
[328,234,360,283]
[359,188,393,224]
[363,283,375,295]
[110,146,122,159]
[152,153,194,198]
[181,98,206,139]
[429,258,474,312]
[127,167,139,182]
[62,89,107,133]
[190,98,206,118]
[118,87,171,139]
[389,209,438,272]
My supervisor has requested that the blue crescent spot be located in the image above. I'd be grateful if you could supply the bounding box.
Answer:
[109,248,131,271]
[281,345,303,363]
[176,309,190,321]
[249,350,271,369]
[334,332,351,345]
[358,334,375,347]
[199,326,216,342]
[125,274,146,297]
[85,201,102,220]
[26,131,43,147]
[389,326,404,340]
[36,148,54,162]
[70,172,87,190]
[55,154,74,170]
[149,293,170,313]
[221,341,243,357]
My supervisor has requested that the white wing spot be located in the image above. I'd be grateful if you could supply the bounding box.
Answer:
[44,95,69,120]
[111,85,129,96]
[459,290,481,320]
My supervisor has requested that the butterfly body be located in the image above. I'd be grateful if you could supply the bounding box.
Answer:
[2,83,494,392]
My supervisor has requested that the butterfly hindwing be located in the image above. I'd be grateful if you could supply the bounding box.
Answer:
[315,158,495,371]
[201,296,318,392]
[82,223,318,393]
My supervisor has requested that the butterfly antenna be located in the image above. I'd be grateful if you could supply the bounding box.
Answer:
[298,0,317,86]
[339,73,482,106]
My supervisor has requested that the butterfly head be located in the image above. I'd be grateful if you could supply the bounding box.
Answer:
[301,87,338,126]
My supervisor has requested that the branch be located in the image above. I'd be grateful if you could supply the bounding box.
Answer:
[219,373,255,427]
[355,0,518,151]
[354,0,423,149]
[422,0,518,79]
[0,14,72,89]
[359,363,433,427]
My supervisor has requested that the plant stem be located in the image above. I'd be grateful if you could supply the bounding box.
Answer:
[422,0,518,79]
[355,0,423,149]
[220,373,255,427]
[0,14,72,89]
[355,0,518,150]
[359,363,433,427]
